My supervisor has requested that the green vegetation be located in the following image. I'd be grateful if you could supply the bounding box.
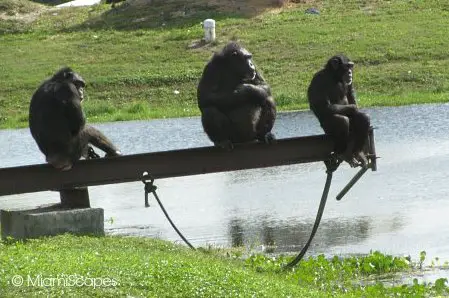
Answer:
[0,235,448,297]
[0,0,449,128]
[1,0,449,129]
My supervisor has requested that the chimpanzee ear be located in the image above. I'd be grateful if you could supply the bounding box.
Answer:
[329,57,341,70]
[64,71,74,80]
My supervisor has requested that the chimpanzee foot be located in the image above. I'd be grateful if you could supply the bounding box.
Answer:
[87,146,101,159]
[105,150,122,158]
[347,157,360,168]
[354,151,368,168]
[215,140,234,151]
[263,132,276,144]
[60,164,73,171]
[47,156,73,171]
[337,152,359,168]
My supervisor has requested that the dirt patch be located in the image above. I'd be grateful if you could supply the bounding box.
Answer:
[126,0,310,17]
[0,9,46,23]
[0,0,48,23]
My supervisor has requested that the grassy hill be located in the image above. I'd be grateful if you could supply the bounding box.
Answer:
[2,234,446,297]
[1,0,449,128]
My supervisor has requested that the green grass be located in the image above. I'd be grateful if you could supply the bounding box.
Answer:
[0,234,448,297]
[1,0,449,129]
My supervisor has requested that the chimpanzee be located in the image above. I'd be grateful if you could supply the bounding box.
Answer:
[308,54,370,167]
[197,42,276,150]
[29,67,121,170]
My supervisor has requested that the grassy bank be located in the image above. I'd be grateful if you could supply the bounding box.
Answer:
[1,0,449,128]
[0,234,448,297]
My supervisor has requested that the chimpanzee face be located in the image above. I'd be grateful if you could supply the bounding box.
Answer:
[73,78,85,100]
[230,48,257,82]
[327,55,354,86]
[341,62,354,86]
[67,71,86,100]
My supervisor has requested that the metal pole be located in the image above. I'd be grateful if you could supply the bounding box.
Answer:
[59,187,90,208]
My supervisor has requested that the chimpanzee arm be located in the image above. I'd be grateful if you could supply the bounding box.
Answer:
[198,84,239,109]
[66,100,85,136]
[329,102,357,116]
[251,72,272,96]
[231,72,272,104]
[310,89,357,117]
[198,62,262,109]
[346,84,357,106]
[329,103,357,116]
[58,83,85,135]
[83,125,121,157]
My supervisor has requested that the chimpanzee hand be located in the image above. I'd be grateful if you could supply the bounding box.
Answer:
[235,84,268,103]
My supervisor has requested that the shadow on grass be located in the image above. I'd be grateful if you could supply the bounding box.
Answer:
[30,0,72,5]
[71,0,285,31]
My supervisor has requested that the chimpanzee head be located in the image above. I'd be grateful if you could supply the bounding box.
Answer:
[222,42,257,82]
[326,54,354,85]
[52,67,86,100]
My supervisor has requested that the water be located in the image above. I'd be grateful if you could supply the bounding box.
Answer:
[1,104,449,268]
[56,0,101,8]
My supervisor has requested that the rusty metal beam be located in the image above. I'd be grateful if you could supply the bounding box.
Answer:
[0,130,378,198]
[0,134,339,197]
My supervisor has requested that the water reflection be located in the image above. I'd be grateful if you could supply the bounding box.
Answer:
[1,104,449,263]
[227,215,405,253]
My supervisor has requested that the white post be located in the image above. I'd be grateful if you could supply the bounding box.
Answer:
[203,19,216,43]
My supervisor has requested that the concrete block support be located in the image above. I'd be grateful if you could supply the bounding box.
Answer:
[1,205,104,240]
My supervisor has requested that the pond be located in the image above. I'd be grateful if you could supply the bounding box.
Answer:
[1,103,449,270]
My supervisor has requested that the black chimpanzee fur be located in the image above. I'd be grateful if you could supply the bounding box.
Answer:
[29,67,121,170]
[308,54,370,167]
[197,42,276,150]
